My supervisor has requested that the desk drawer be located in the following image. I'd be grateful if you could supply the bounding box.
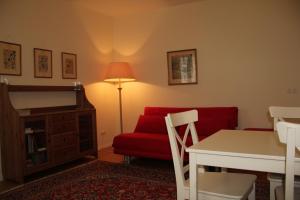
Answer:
[51,133,77,149]
[49,113,76,134]
[52,146,78,164]
[52,113,76,122]
[52,121,76,134]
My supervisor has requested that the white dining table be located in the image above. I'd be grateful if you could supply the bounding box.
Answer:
[186,129,300,200]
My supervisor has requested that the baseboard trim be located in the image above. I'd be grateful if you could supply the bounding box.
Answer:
[99,143,113,150]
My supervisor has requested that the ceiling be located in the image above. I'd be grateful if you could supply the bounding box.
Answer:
[73,0,202,17]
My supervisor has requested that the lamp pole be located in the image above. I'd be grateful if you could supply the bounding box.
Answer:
[118,80,123,133]
[104,62,135,134]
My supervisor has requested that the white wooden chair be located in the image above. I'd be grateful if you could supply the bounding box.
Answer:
[165,110,256,200]
[269,106,300,200]
[275,121,300,200]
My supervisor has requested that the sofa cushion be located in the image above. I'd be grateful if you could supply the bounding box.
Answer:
[134,115,167,134]
[144,107,238,128]
[196,118,230,136]
[112,132,208,160]
[144,107,194,116]
[178,118,230,137]
[113,132,171,158]
[197,107,238,128]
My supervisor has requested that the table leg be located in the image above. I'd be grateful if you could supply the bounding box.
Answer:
[190,153,197,200]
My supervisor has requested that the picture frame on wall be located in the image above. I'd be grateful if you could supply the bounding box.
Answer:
[62,52,77,79]
[0,41,22,76]
[167,49,198,85]
[34,48,52,78]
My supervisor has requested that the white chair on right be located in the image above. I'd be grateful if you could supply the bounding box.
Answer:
[269,106,300,200]
[165,110,256,200]
[275,121,300,200]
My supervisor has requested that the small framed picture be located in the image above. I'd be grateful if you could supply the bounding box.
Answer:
[0,41,22,76]
[167,49,198,85]
[62,52,77,79]
[34,48,52,78]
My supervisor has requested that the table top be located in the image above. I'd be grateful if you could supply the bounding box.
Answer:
[186,129,300,160]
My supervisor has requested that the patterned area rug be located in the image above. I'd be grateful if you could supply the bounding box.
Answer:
[0,159,269,200]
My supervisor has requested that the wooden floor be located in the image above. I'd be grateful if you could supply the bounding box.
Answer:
[99,146,124,163]
[0,181,19,195]
[0,146,122,194]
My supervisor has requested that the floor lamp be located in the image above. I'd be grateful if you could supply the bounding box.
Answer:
[104,62,136,133]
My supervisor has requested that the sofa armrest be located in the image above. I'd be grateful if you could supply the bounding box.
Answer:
[134,115,167,134]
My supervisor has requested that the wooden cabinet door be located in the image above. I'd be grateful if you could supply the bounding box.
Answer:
[49,112,79,165]
[78,111,97,156]
[23,116,51,175]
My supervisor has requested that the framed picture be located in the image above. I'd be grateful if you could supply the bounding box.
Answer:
[0,41,22,76]
[62,52,77,79]
[167,49,198,85]
[34,48,52,78]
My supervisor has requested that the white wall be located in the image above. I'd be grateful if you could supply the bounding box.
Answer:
[0,0,117,146]
[112,0,300,135]
[0,0,115,180]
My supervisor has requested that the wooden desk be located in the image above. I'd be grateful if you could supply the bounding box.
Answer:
[186,130,300,200]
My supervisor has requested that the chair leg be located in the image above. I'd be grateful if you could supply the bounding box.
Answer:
[177,188,185,200]
[269,179,282,200]
[221,167,227,173]
[248,183,255,200]
[124,156,131,164]
[269,176,300,200]
[269,182,276,200]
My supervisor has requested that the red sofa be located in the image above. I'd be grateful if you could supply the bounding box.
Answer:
[112,106,238,160]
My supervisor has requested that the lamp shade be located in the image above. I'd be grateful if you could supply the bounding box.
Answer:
[104,62,136,82]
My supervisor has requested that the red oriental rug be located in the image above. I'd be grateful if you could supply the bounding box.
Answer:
[0,159,269,200]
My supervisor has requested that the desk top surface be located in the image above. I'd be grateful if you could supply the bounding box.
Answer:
[187,130,300,160]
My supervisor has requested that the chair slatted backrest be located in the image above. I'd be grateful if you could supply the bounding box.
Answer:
[276,121,300,200]
[165,110,199,191]
[269,106,300,130]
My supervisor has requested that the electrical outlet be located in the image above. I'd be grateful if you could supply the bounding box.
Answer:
[287,88,298,94]
[292,88,298,94]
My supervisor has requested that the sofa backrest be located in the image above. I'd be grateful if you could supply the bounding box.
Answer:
[134,106,238,137]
